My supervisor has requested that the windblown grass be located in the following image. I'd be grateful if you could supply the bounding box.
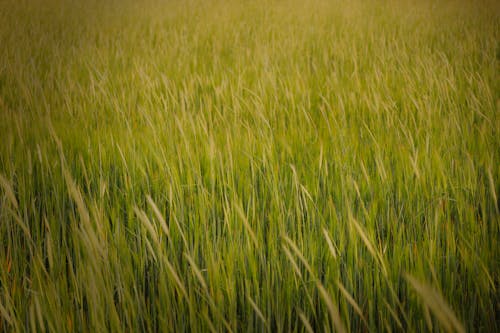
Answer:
[0,0,498,331]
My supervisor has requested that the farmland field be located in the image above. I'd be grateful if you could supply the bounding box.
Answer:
[0,0,499,331]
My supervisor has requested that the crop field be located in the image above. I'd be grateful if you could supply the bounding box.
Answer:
[0,0,498,331]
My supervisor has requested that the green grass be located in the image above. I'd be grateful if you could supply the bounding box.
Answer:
[0,0,498,331]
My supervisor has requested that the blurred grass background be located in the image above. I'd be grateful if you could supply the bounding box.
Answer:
[0,0,498,331]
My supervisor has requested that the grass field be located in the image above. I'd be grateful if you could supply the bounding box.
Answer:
[0,0,499,331]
